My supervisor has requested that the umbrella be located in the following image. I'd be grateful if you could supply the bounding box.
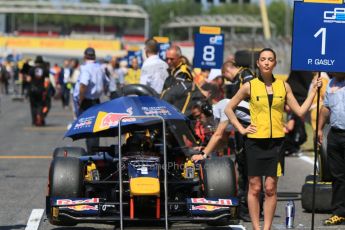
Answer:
[65,96,188,140]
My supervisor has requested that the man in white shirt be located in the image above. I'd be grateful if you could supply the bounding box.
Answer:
[140,38,169,94]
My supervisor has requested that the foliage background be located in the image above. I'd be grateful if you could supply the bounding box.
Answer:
[14,0,292,38]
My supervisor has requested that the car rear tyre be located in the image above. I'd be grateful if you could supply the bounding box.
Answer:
[48,157,84,226]
[53,146,87,158]
[305,174,320,183]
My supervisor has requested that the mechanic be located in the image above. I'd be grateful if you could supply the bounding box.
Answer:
[192,60,255,159]
[140,38,169,94]
[192,60,255,221]
[77,47,109,153]
[28,55,50,126]
[223,60,256,99]
[318,72,345,226]
[201,68,225,103]
[160,45,204,116]
[19,58,32,98]
[225,48,321,230]
[190,102,215,147]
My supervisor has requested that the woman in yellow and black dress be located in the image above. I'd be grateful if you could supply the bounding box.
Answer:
[225,48,322,230]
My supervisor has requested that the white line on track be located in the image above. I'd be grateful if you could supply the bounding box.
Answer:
[25,209,44,230]
[299,155,315,165]
[229,225,246,229]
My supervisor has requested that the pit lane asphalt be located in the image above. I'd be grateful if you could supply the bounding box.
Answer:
[0,95,344,230]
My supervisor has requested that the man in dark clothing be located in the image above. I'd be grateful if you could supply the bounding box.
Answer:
[0,63,9,95]
[282,111,307,156]
[160,45,204,116]
[28,56,50,126]
[285,70,311,154]
[223,60,255,99]
[318,72,345,226]
[20,59,32,97]
[287,71,313,105]
[223,60,258,221]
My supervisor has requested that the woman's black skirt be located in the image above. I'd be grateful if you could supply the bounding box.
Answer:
[245,137,285,177]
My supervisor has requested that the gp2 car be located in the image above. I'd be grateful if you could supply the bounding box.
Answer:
[46,97,239,228]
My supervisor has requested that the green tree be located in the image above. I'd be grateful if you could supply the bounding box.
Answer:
[208,3,260,15]
[141,0,202,38]
[267,0,292,37]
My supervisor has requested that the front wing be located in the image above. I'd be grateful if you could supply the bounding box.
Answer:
[46,196,239,224]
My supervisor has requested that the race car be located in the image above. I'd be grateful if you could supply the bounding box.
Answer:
[46,95,239,228]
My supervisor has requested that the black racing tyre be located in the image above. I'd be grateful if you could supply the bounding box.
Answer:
[304,174,320,183]
[120,84,159,97]
[48,157,84,226]
[200,157,238,226]
[201,157,236,198]
[301,181,332,212]
[317,124,332,182]
[53,146,87,158]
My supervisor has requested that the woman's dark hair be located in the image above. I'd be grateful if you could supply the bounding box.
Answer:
[258,48,276,60]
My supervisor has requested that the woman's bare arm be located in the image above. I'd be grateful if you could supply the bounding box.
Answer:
[285,77,321,117]
[225,82,256,135]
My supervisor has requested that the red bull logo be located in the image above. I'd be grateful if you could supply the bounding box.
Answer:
[56,198,99,211]
[101,112,133,128]
[190,198,233,206]
[191,204,225,212]
[93,108,135,133]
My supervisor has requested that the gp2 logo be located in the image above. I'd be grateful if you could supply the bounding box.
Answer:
[209,35,223,45]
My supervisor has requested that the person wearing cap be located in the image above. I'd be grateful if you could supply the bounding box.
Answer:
[160,45,204,116]
[140,38,169,94]
[76,47,109,153]
[28,55,50,126]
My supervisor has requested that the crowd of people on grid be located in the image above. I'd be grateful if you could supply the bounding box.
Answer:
[2,38,343,226]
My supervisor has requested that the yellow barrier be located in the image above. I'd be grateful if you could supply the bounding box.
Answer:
[0,36,121,51]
